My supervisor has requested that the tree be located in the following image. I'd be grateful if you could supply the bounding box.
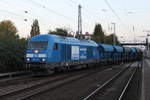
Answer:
[48,28,68,37]
[92,23,105,43]
[105,34,120,45]
[0,20,18,39]
[0,20,27,72]
[0,35,27,72]
[30,19,40,37]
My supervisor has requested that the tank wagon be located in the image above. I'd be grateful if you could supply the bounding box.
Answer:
[25,34,143,73]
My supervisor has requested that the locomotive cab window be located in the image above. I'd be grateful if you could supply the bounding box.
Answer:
[54,43,58,50]
[28,41,48,50]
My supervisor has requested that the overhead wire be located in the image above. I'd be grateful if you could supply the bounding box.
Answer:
[0,1,61,24]
[0,9,33,21]
[104,0,129,29]
[65,0,101,27]
[64,0,77,9]
[69,0,132,37]
[0,0,38,22]
[0,0,131,35]
[28,0,75,23]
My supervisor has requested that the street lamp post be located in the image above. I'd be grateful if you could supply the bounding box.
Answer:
[133,26,136,43]
[143,30,150,50]
[111,23,116,45]
[147,34,150,51]
[142,30,150,58]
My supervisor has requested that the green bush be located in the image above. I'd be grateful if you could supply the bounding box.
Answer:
[0,37,27,73]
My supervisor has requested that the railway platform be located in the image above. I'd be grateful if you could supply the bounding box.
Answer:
[142,59,150,100]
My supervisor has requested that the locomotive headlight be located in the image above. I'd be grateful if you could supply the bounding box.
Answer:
[42,58,46,61]
[35,50,38,53]
[27,58,30,61]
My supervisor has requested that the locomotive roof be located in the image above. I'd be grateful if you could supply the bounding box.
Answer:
[98,44,114,52]
[30,34,98,46]
[113,46,124,53]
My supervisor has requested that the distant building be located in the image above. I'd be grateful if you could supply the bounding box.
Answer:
[83,32,93,40]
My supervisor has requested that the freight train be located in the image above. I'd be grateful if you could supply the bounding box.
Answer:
[25,34,143,74]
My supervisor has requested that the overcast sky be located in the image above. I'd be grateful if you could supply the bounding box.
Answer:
[0,0,149,43]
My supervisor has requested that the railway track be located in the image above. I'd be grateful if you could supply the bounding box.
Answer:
[0,71,87,100]
[0,75,40,87]
[83,61,140,100]
[0,63,125,100]
[0,63,113,87]
[118,66,137,100]
[118,61,142,100]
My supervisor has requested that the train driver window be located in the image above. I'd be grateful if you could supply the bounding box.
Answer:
[54,43,58,50]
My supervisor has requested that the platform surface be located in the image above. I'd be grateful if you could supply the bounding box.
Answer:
[142,59,150,100]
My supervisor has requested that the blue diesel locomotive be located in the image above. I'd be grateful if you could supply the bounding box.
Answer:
[26,34,99,72]
[25,34,142,73]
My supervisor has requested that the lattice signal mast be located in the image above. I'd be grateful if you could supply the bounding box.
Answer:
[78,5,82,39]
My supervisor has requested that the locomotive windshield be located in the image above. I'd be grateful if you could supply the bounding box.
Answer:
[28,41,48,50]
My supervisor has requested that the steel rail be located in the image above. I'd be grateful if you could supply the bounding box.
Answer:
[118,63,138,100]
[0,63,120,100]
[83,62,136,100]
[13,64,126,100]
